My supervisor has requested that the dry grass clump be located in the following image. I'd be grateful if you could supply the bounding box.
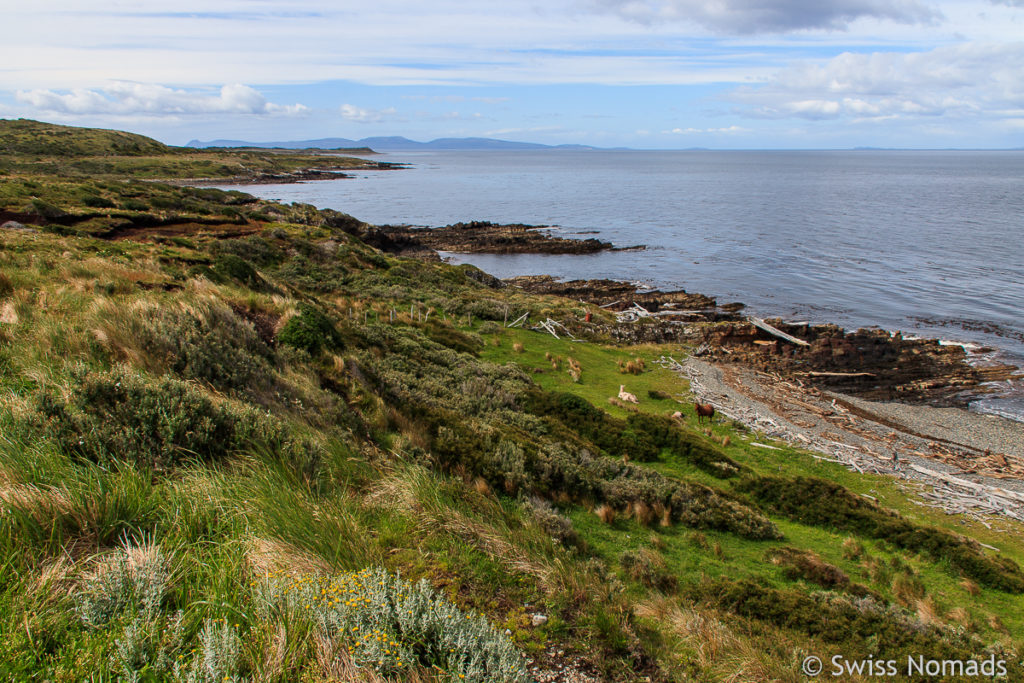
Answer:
[960,577,980,596]
[914,596,944,626]
[595,504,616,524]
[635,599,781,683]
[891,571,927,607]
[617,357,646,375]
[946,606,974,630]
[841,537,865,561]
[630,500,657,526]
[566,356,582,383]
[512,342,524,354]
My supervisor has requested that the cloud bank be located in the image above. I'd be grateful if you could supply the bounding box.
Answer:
[16,83,307,117]
[732,42,1024,121]
[588,0,941,33]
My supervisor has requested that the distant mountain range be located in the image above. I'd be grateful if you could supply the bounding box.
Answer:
[185,136,610,152]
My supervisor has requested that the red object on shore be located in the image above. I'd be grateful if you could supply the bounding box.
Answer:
[585,312,592,322]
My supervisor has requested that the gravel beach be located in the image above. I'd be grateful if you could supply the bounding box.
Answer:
[672,357,1024,521]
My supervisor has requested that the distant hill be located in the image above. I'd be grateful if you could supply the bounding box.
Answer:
[1,118,170,157]
[186,135,604,151]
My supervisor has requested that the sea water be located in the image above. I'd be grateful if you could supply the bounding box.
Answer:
[218,149,1024,420]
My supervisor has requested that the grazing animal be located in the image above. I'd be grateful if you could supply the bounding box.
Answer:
[671,411,683,420]
[695,402,715,424]
[618,385,639,404]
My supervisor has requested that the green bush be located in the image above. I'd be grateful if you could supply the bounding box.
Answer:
[766,547,849,589]
[126,300,273,391]
[626,411,742,477]
[32,367,297,471]
[692,578,976,659]
[739,476,1024,593]
[620,548,677,592]
[211,254,266,290]
[81,194,116,209]
[277,303,343,355]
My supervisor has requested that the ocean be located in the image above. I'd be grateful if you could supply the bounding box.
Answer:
[216,149,1024,420]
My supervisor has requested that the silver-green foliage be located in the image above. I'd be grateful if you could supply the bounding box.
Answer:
[257,566,529,682]
[173,619,242,683]
[76,537,171,628]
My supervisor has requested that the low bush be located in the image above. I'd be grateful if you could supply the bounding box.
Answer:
[523,496,580,547]
[76,538,171,628]
[738,476,1024,593]
[691,578,976,659]
[430,421,780,540]
[277,303,344,355]
[255,566,529,682]
[765,547,849,589]
[619,548,677,592]
[119,299,273,391]
[211,254,266,290]
[31,367,311,471]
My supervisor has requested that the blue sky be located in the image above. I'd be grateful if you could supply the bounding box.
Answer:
[2,0,1023,148]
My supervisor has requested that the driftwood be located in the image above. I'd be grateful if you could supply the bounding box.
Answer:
[747,316,810,346]
[907,464,1024,505]
[799,371,877,378]
[661,355,1024,525]
[506,312,529,328]
[531,318,581,341]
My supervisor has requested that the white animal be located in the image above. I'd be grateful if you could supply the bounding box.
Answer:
[671,411,683,420]
[618,385,639,404]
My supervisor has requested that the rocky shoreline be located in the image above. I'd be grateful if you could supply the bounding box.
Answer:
[503,274,1021,409]
[371,221,642,257]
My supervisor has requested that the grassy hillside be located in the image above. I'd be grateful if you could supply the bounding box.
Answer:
[0,119,381,181]
[0,121,1021,682]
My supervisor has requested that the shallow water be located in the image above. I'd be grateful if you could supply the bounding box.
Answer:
[219,149,1024,420]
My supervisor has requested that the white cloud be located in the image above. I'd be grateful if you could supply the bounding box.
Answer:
[731,42,1024,121]
[665,125,750,133]
[15,83,307,117]
[339,103,398,122]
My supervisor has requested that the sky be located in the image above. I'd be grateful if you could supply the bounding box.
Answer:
[1,0,1023,149]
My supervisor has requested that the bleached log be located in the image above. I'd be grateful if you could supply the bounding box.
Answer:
[747,316,810,346]
[908,464,1024,504]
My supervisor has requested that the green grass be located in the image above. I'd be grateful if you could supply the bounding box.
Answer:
[0,119,1021,682]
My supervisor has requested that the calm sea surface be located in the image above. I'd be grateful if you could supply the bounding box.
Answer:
[220,150,1024,420]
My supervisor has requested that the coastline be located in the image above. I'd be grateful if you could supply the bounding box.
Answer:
[675,356,1024,524]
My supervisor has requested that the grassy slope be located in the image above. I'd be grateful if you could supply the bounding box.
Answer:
[0,119,375,182]
[0,120,1021,682]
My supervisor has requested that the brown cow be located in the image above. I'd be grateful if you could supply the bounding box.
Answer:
[695,402,715,424]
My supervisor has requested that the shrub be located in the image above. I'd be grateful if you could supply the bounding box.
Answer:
[211,254,266,290]
[76,538,171,628]
[692,579,977,660]
[277,303,344,355]
[766,547,849,589]
[619,548,677,592]
[120,299,273,391]
[647,389,672,400]
[255,567,529,682]
[738,476,1024,593]
[523,496,579,547]
[32,367,303,471]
